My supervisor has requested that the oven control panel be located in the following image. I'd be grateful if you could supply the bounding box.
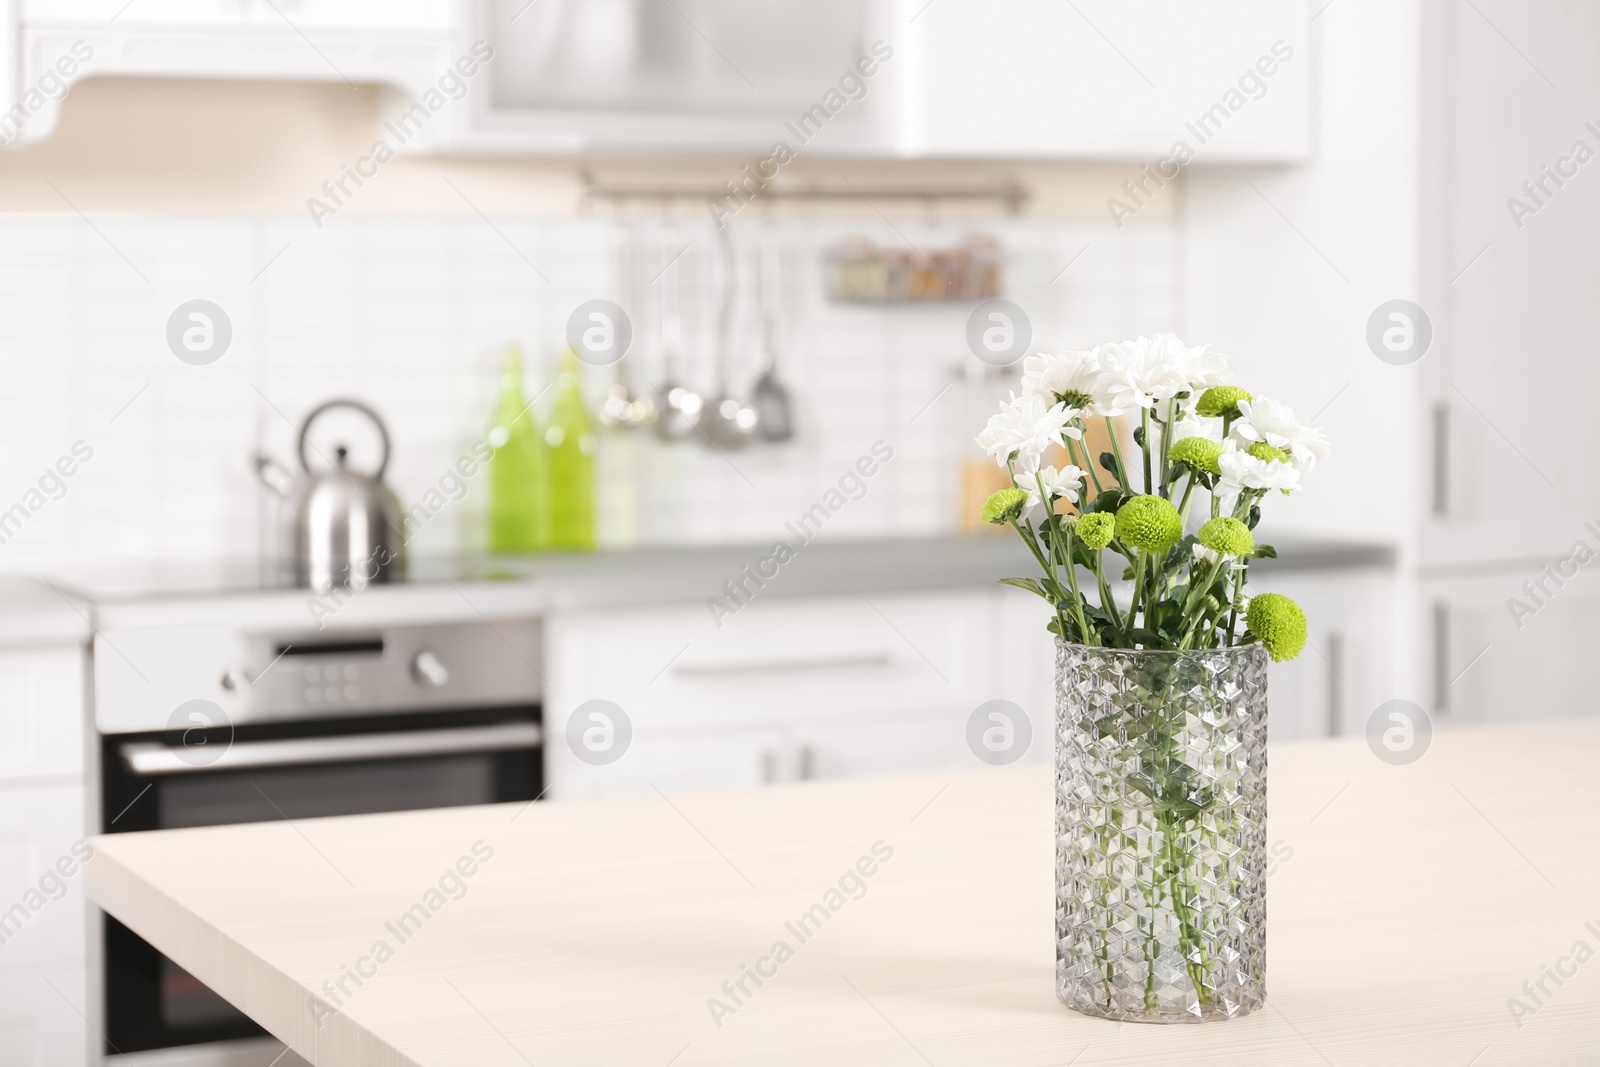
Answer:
[94,620,543,733]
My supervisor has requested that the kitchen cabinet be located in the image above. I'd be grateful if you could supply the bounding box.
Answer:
[544,559,1397,797]
[1250,565,1399,743]
[0,643,90,1067]
[0,963,90,1067]
[1423,566,1600,730]
[1414,1,1600,728]
[6,0,461,147]
[3,0,1307,159]
[900,0,1309,161]
[0,647,84,783]
[1422,0,1600,566]
[0,783,89,970]
[544,587,1047,800]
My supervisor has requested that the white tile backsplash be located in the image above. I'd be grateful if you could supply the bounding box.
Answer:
[0,213,1177,572]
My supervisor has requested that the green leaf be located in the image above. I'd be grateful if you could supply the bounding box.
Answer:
[1091,488,1123,514]
[1133,425,1147,448]
[997,576,1050,600]
[1247,505,1261,529]
[1251,544,1278,559]
[1099,452,1119,477]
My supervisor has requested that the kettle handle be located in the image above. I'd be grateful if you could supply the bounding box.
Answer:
[297,399,392,478]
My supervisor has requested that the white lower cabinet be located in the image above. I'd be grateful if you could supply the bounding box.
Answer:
[0,962,90,1067]
[0,783,89,970]
[1249,566,1398,743]
[545,587,1054,800]
[1423,566,1600,729]
[544,567,1396,799]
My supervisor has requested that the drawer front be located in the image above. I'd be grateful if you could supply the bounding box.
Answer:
[546,590,993,736]
[0,647,85,783]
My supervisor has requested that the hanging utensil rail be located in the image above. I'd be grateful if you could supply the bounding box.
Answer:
[579,171,1030,216]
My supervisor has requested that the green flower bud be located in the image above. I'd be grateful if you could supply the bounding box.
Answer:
[1246,592,1307,662]
[1196,386,1252,419]
[1075,511,1116,550]
[1169,436,1222,476]
[1246,441,1289,464]
[981,487,1029,525]
[1198,516,1254,557]
[1114,495,1183,553]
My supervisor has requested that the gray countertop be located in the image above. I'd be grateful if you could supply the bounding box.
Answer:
[0,574,93,646]
[36,533,1397,632]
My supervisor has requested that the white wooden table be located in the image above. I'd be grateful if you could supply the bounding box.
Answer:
[87,721,1600,1066]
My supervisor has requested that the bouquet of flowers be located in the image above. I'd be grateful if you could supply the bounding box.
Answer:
[975,334,1328,662]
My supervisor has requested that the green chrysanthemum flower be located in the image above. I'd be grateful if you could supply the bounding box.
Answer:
[1196,385,1252,419]
[1114,495,1183,553]
[981,487,1029,525]
[1246,592,1307,662]
[1198,516,1254,557]
[1075,511,1116,550]
[1169,436,1223,476]
[1246,441,1290,464]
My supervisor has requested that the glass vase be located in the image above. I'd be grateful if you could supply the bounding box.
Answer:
[1055,640,1268,1023]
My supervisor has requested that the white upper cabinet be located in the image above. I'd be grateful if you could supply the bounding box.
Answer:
[3,0,1309,159]
[899,0,1309,161]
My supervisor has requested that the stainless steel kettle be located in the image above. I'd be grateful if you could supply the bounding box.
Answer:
[254,399,405,593]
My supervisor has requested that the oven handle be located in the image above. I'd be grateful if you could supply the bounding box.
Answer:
[120,722,542,776]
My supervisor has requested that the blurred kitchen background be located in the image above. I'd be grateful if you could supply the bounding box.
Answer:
[2,1,1596,1059]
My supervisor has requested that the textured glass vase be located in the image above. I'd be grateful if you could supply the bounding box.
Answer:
[1055,640,1268,1023]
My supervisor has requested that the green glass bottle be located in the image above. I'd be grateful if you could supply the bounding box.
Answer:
[487,347,549,553]
[545,348,596,551]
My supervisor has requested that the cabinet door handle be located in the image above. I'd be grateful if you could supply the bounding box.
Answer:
[674,653,893,678]
[1325,631,1345,737]
[798,745,816,780]
[761,750,778,784]
[1432,601,1451,714]
[1431,402,1450,517]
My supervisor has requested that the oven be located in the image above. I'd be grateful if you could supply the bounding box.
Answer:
[92,618,543,1063]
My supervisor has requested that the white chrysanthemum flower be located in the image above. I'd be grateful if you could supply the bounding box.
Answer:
[1021,349,1119,417]
[975,392,1081,469]
[1233,396,1330,472]
[1095,335,1194,412]
[1174,343,1232,392]
[1217,439,1301,502]
[1192,542,1222,565]
[1170,411,1222,443]
[1013,463,1085,508]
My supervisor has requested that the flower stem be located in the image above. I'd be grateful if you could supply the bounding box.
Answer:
[1105,417,1131,491]
[1140,408,1153,494]
[1071,430,1104,498]
[1224,565,1246,646]
[1126,552,1147,644]
[1091,554,1123,638]
[1159,397,1176,492]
